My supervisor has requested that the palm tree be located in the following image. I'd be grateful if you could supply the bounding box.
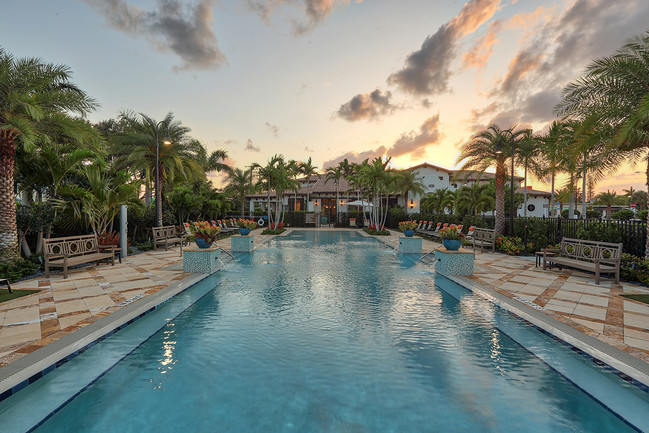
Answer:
[395,170,426,212]
[299,157,319,209]
[421,188,454,214]
[536,121,570,218]
[557,31,649,253]
[595,190,620,219]
[0,49,98,262]
[226,168,253,217]
[456,124,526,235]
[194,145,230,175]
[457,184,493,215]
[515,129,540,218]
[355,157,394,229]
[325,165,344,223]
[624,186,637,204]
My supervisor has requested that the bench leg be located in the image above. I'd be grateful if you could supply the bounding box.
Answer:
[63,256,69,279]
[595,261,600,285]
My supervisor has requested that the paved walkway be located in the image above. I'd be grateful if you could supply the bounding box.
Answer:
[1,228,649,372]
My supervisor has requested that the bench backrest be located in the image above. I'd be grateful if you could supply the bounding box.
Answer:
[473,228,495,242]
[44,234,100,259]
[560,237,622,265]
[152,225,179,240]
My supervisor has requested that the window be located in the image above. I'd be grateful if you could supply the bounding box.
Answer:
[527,204,536,212]
[428,184,435,188]
[438,176,443,180]
[452,183,457,188]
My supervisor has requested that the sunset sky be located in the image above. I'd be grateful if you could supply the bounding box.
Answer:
[3,0,649,193]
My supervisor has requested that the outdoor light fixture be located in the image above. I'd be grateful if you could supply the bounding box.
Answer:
[155,120,172,227]
[410,200,414,208]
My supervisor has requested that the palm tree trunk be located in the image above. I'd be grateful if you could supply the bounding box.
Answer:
[646,159,649,257]
[582,167,587,220]
[495,163,506,235]
[550,174,555,217]
[0,132,20,264]
[568,173,575,218]
[523,164,528,218]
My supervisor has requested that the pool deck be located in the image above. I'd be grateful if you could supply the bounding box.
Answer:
[1,228,649,389]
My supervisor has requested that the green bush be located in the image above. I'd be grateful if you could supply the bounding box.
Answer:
[461,215,488,230]
[620,253,649,285]
[638,210,648,221]
[136,240,154,251]
[364,228,390,236]
[561,209,581,218]
[0,257,40,283]
[612,209,635,220]
[586,209,602,219]
[262,228,286,235]
[495,235,532,256]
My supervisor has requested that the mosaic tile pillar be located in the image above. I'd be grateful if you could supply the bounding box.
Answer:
[434,248,474,276]
[183,247,222,274]
[398,236,422,254]
[232,235,255,253]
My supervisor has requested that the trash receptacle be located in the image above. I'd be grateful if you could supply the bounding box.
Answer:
[349,218,356,227]
[321,216,328,226]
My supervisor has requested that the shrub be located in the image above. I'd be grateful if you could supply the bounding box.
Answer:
[136,240,154,251]
[364,228,389,236]
[586,209,602,219]
[620,253,649,285]
[98,231,121,246]
[495,236,532,256]
[561,209,581,218]
[0,257,40,283]
[262,228,285,235]
[269,221,285,230]
[612,209,635,220]
[638,210,648,221]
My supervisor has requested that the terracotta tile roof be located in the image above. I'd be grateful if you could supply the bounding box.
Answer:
[517,187,551,197]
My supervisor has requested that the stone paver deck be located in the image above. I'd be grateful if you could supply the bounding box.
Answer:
[1,227,648,378]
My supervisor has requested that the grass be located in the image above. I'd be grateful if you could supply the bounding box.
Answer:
[621,294,649,305]
[0,289,40,303]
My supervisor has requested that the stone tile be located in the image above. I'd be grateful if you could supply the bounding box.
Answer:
[571,318,604,334]
[56,299,89,315]
[83,295,116,310]
[625,312,649,330]
[73,278,102,289]
[518,284,547,296]
[0,323,41,345]
[624,336,649,352]
[3,295,40,309]
[545,300,576,314]
[510,275,535,284]
[111,279,157,291]
[58,313,91,330]
[52,289,81,301]
[553,291,582,302]
[4,306,40,325]
[625,328,649,342]
[76,286,106,297]
[573,305,607,321]
[50,281,77,290]
[624,300,649,315]
[580,295,609,308]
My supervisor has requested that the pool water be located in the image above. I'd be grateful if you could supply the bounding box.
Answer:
[3,231,649,432]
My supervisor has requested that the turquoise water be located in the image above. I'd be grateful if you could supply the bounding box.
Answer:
[3,231,649,432]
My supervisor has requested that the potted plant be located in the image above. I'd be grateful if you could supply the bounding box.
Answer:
[398,221,417,237]
[439,224,463,250]
[194,221,221,248]
[237,218,257,236]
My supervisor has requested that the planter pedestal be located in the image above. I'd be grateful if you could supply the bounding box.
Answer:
[434,248,474,276]
[183,246,221,274]
[232,235,255,253]
[398,236,422,254]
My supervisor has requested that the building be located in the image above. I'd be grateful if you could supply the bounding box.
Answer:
[247,162,551,219]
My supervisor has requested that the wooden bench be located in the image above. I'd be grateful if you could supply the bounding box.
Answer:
[543,237,622,285]
[152,225,185,255]
[44,234,116,279]
[472,228,496,253]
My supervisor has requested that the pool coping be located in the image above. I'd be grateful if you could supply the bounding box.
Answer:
[448,273,649,388]
[0,272,209,399]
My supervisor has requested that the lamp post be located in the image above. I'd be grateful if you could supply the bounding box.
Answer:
[154,120,172,227]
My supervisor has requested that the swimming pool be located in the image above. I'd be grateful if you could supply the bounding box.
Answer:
[2,230,648,432]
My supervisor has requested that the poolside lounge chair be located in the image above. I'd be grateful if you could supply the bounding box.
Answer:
[420,222,440,236]
[429,223,448,240]
[465,226,475,241]
[217,220,238,233]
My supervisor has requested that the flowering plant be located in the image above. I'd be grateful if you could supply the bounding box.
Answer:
[98,230,121,246]
[194,221,221,243]
[269,221,284,230]
[237,218,258,229]
[439,224,463,240]
[398,221,417,231]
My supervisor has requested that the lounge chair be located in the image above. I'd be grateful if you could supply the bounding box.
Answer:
[429,223,448,240]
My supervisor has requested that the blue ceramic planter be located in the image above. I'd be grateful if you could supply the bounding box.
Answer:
[195,238,213,249]
[238,228,251,236]
[442,239,462,251]
[403,229,415,238]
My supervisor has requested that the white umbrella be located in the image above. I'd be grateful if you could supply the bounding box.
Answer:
[346,199,373,207]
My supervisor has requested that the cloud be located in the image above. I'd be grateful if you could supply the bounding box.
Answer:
[336,89,397,121]
[322,146,387,169]
[82,0,226,71]
[390,115,442,158]
[245,138,260,152]
[265,122,280,137]
[462,20,501,69]
[245,0,358,35]
[388,0,500,95]
[472,0,649,130]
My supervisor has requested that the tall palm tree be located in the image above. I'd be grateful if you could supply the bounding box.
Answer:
[595,190,620,219]
[536,121,570,218]
[299,157,319,209]
[456,124,526,235]
[421,188,454,214]
[325,165,344,222]
[624,186,637,204]
[226,168,253,217]
[557,31,649,253]
[395,169,426,212]
[516,129,540,218]
[0,49,98,262]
